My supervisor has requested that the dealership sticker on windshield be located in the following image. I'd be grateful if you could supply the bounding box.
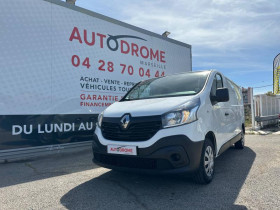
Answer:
[107,145,137,155]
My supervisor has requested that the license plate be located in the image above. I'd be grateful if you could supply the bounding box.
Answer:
[107,145,137,156]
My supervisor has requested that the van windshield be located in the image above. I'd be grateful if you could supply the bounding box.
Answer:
[123,71,209,101]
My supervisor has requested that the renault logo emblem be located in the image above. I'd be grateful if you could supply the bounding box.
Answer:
[120,114,130,129]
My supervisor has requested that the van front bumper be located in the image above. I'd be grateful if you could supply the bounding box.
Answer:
[92,134,204,174]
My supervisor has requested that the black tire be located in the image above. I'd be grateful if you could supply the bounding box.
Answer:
[193,138,215,184]
[235,131,245,149]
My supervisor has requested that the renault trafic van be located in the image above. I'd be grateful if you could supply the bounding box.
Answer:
[92,70,245,184]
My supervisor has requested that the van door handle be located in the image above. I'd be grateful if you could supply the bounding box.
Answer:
[225,112,229,116]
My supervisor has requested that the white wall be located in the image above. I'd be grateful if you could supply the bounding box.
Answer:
[254,94,280,126]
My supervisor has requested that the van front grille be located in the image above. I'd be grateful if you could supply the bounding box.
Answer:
[101,116,162,141]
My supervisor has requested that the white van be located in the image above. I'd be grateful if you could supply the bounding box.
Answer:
[92,70,245,184]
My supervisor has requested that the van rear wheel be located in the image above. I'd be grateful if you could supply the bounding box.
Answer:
[235,132,245,149]
[193,138,215,184]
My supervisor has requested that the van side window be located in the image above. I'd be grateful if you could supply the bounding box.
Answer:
[228,79,242,104]
[216,74,223,89]
[210,74,223,104]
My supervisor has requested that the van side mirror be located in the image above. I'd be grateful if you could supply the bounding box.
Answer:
[216,88,229,102]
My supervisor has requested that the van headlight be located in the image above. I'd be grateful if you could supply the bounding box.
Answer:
[97,112,104,127]
[162,98,200,128]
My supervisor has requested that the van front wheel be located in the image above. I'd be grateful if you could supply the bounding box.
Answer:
[193,138,215,184]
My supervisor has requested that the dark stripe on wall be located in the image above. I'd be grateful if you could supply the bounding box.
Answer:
[0,114,98,150]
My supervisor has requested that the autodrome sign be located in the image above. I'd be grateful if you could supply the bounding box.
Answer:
[0,0,191,150]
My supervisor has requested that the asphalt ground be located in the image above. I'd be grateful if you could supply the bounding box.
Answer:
[0,135,279,210]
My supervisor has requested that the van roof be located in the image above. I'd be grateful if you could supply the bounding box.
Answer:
[138,70,212,84]
[165,70,212,77]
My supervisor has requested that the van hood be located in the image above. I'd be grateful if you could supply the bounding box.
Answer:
[103,95,197,117]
